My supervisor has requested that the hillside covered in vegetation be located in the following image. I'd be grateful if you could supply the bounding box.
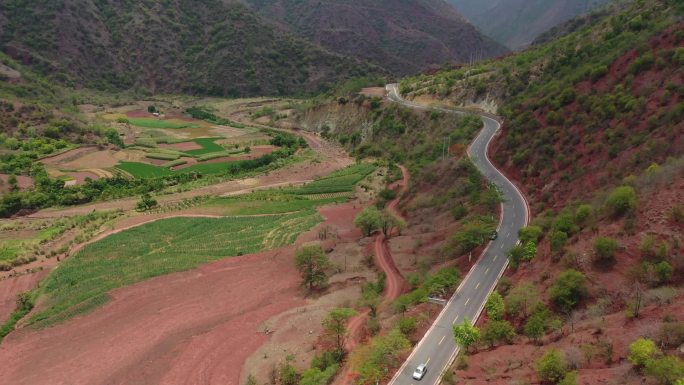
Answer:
[396,0,684,383]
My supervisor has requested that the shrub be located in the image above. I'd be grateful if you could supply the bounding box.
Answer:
[524,310,549,341]
[506,282,541,318]
[593,237,619,262]
[550,231,568,252]
[653,261,673,284]
[658,322,684,349]
[628,338,659,367]
[397,317,417,336]
[507,244,525,268]
[605,186,637,216]
[485,291,505,321]
[549,270,587,313]
[519,225,543,243]
[558,371,578,385]
[644,355,684,385]
[482,319,515,346]
[536,349,568,384]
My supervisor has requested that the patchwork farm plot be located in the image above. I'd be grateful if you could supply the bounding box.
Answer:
[27,162,376,327]
[29,210,322,327]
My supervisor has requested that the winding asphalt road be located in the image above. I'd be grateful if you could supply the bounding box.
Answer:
[386,84,530,385]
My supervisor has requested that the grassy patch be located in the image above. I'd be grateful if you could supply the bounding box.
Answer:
[146,153,180,161]
[128,118,199,129]
[30,210,322,327]
[0,240,27,262]
[185,137,225,156]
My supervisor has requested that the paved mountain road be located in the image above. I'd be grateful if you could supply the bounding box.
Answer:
[386,84,530,385]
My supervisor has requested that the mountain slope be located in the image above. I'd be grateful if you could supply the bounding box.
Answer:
[243,0,508,75]
[0,0,379,96]
[397,1,684,382]
[447,0,610,49]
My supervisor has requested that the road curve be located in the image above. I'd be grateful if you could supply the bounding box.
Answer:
[386,84,530,385]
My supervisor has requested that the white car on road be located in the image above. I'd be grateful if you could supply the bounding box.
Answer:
[412,364,427,380]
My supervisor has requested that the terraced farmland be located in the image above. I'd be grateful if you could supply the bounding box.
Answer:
[128,118,199,129]
[30,210,322,327]
[290,162,376,194]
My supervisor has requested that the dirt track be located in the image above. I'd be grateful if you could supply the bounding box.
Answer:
[337,166,410,384]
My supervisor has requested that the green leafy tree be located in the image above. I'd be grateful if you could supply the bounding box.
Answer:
[508,244,526,268]
[452,316,480,351]
[523,241,537,261]
[295,245,331,291]
[485,292,505,321]
[360,289,380,317]
[354,206,382,236]
[628,338,659,367]
[524,310,549,342]
[593,237,619,262]
[549,270,587,312]
[536,349,568,384]
[644,355,684,385]
[519,225,543,243]
[323,308,357,358]
[380,209,406,238]
[482,320,515,346]
[605,186,637,216]
[397,317,417,336]
[451,220,494,253]
[135,193,158,211]
[147,105,157,113]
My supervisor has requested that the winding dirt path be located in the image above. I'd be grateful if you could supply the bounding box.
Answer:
[337,165,410,384]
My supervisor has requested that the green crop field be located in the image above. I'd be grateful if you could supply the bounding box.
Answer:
[128,118,199,129]
[117,161,173,178]
[203,194,345,216]
[289,162,376,195]
[30,210,322,327]
[117,160,239,178]
[146,153,180,161]
[185,138,225,156]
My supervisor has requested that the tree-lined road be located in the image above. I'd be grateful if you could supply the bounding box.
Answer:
[386,84,529,385]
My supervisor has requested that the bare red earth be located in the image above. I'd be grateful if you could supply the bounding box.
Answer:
[0,271,48,322]
[0,247,305,385]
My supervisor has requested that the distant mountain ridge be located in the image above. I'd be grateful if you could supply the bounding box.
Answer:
[243,0,509,75]
[0,0,506,97]
[446,0,610,49]
[0,0,384,97]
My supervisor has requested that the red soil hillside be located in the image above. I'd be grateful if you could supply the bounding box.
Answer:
[492,23,683,211]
